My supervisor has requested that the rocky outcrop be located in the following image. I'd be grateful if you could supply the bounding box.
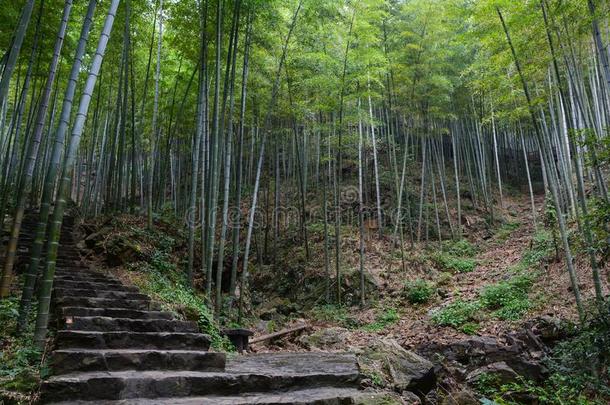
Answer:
[415,317,573,403]
[465,361,519,386]
[417,331,547,384]
[359,338,435,396]
[299,327,350,350]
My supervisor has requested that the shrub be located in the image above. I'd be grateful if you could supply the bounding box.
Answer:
[0,297,45,394]
[431,299,481,331]
[437,271,453,286]
[311,305,360,329]
[434,253,477,273]
[475,307,610,403]
[433,240,478,273]
[480,274,534,320]
[135,266,233,351]
[445,239,478,257]
[404,279,436,304]
[495,221,520,242]
[364,307,400,332]
[522,230,555,267]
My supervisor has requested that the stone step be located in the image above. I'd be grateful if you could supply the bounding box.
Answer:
[46,387,375,404]
[55,270,117,278]
[54,280,139,292]
[54,331,211,350]
[55,270,115,279]
[60,307,175,320]
[41,367,359,402]
[54,297,159,311]
[56,257,81,261]
[55,268,106,274]
[60,316,198,333]
[50,349,226,375]
[53,288,149,301]
[54,276,124,286]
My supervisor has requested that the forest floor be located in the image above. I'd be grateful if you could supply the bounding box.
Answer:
[249,190,608,353]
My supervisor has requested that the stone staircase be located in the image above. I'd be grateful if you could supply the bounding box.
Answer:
[35,216,371,404]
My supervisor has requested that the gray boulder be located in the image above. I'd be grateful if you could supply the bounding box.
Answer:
[360,338,435,395]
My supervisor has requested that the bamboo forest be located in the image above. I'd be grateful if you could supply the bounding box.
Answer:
[1,0,610,403]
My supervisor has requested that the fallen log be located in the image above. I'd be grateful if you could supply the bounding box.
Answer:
[250,323,309,344]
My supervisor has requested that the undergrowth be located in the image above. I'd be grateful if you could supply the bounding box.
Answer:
[0,295,46,397]
[124,225,233,351]
[310,304,360,329]
[480,273,535,320]
[478,305,610,404]
[364,307,400,332]
[495,221,520,242]
[432,229,553,332]
[432,239,478,273]
[403,279,436,304]
[431,299,481,334]
[133,264,233,351]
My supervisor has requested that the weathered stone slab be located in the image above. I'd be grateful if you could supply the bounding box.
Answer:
[54,331,211,350]
[50,349,226,375]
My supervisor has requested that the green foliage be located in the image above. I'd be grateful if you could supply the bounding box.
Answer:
[472,371,503,397]
[584,198,610,266]
[480,274,534,320]
[0,297,44,394]
[445,239,478,257]
[310,305,360,329]
[545,311,610,400]
[403,279,436,304]
[480,375,602,405]
[432,239,478,273]
[431,299,481,333]
[150,250,176,273]
[433,253,478,273]
[475,308,610,404]
[368,371,385,387]
[495,221,520,242]
[364,307,400,332]
[135,264,233,351]
[522,230,556,267]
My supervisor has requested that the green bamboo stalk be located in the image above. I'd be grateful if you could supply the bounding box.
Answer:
[16,0,97,331]
[33,0,120,348]
[0,0,73,299]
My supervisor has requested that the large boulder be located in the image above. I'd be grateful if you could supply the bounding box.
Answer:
[359,338,435,395]
[299,327,349,350]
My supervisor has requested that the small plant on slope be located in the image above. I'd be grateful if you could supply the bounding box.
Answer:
[403,279,436,304]
[431,299,481,334]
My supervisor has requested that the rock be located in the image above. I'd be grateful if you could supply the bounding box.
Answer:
[417,334,546,382]
[401,391,423,404]
[440,390,478,405]
[299,327,348,350]
[259,308,281,321]
[424,389,439,404]
[353,390,405,405]
[360,338,435,395]
[466,361,519,386]
[258,297,292,321]
[276,301,300,316]
[528,316,572,343]
[104,236,143,266]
